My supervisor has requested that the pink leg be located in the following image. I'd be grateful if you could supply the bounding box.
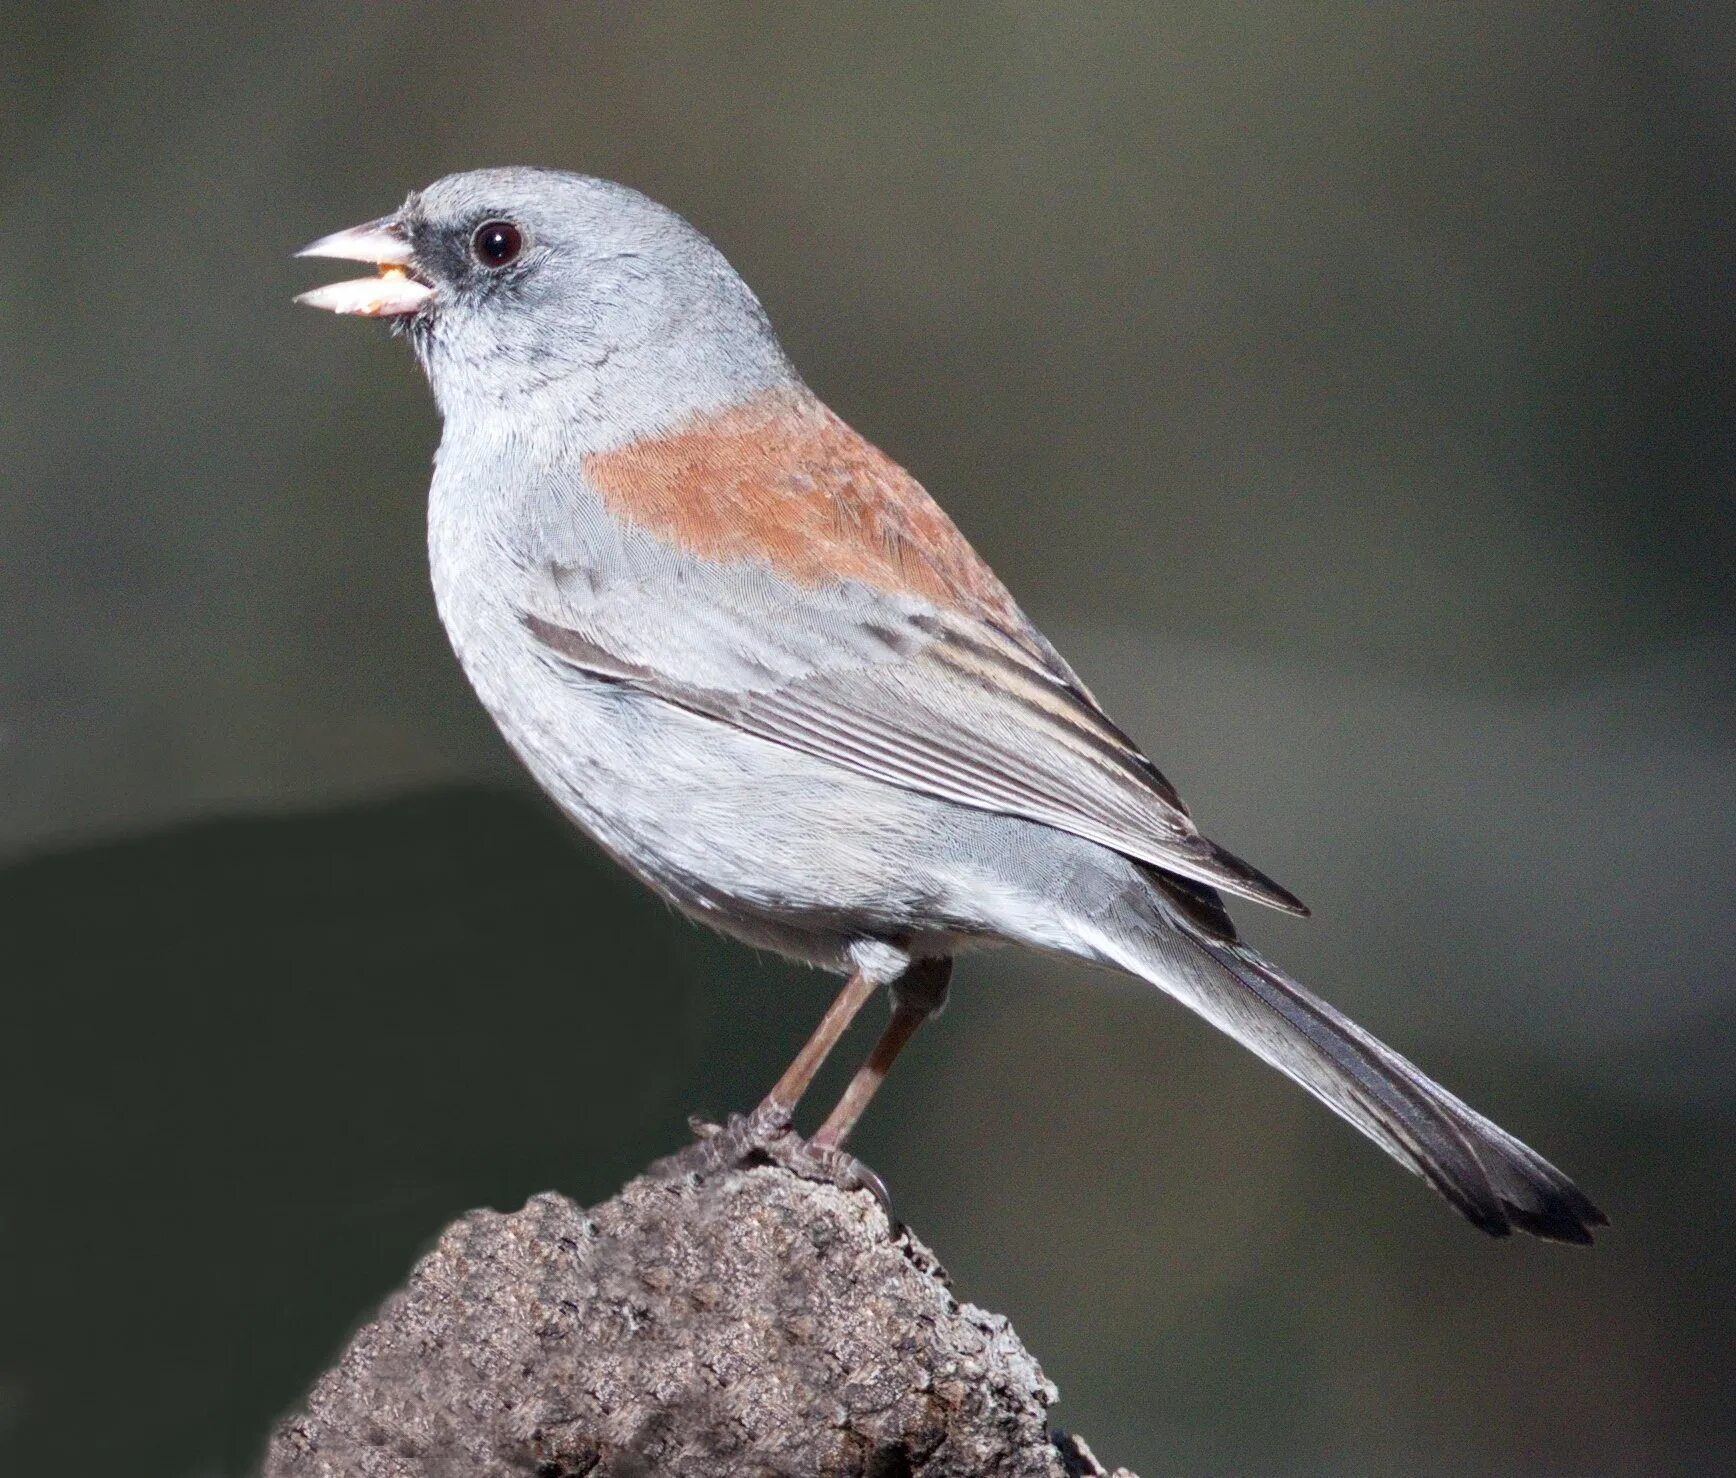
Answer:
[810,1001,932,1150]
[757,969,879,1122]
[810,955,952,1150]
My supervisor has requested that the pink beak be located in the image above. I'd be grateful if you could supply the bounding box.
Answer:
[294,216,433,318]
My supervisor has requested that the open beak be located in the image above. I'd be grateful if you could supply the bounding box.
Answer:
[294,216,433,317]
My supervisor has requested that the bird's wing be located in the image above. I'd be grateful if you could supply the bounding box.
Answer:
[521,388,1306,915]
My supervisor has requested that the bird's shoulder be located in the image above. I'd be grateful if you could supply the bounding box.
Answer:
[580,385,1031,637]
[534,389,1307,916]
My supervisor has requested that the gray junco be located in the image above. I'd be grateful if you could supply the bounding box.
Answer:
[298,167,1603,1242]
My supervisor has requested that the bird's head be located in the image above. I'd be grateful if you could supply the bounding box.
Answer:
[297,167,791,438]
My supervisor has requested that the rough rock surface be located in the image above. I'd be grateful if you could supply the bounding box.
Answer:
[264,1157,1135,1477]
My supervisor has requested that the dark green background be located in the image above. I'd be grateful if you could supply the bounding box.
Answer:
[3,5,1732,1474]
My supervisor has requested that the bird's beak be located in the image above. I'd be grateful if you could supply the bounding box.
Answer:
[294,215,433,317]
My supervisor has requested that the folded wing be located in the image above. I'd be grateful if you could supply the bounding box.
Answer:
[524,601,1305,914]
[524,385,1306,913]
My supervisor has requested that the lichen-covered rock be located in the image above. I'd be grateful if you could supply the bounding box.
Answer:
[264,1162,1135,1477]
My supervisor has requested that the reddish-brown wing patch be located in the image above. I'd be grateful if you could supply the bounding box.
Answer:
[584,389,1025,628]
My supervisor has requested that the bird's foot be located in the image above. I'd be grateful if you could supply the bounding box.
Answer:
[645,1096,796,1180]
[646,1102,896,1227]
[772,1136,896,1228]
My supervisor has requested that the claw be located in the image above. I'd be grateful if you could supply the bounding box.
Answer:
[745,1097,794,1138]
[784,1140,898,1227]
[648,1105,791,1180]
[644,1106,899,1231]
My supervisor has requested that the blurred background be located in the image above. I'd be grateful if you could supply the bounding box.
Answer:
[3,4,1732,1473]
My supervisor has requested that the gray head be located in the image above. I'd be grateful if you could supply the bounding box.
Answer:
[298,167,795,440]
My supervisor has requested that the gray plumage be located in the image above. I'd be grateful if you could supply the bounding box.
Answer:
[300,167,1605,1243]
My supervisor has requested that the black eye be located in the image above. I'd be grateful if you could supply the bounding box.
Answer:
[471,219,522,267]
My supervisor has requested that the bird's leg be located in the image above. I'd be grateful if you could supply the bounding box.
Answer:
[649,968,880,1182]
[811,956,952,1151]
[752,966,880,1132]
[654,958,948,1222]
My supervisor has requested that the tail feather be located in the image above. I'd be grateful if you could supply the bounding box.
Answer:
[1097,896,1606,1243]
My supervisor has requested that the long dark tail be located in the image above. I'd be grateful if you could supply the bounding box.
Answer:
[1096,886,1606,1243]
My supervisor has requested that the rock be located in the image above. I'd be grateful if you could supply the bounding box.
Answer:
[264,1159,1135,1477]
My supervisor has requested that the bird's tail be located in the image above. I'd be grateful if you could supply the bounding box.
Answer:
[1090,885,1606,1243]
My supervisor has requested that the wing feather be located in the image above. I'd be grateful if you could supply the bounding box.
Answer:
[524,607,1307,914]
[521,386,1305,914]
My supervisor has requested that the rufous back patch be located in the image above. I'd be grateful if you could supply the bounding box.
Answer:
[583,389,1026,626]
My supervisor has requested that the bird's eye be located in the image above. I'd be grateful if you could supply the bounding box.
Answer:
[471,220,523,267]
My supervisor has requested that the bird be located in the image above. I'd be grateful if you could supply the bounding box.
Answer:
[296,166,1604,1243]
